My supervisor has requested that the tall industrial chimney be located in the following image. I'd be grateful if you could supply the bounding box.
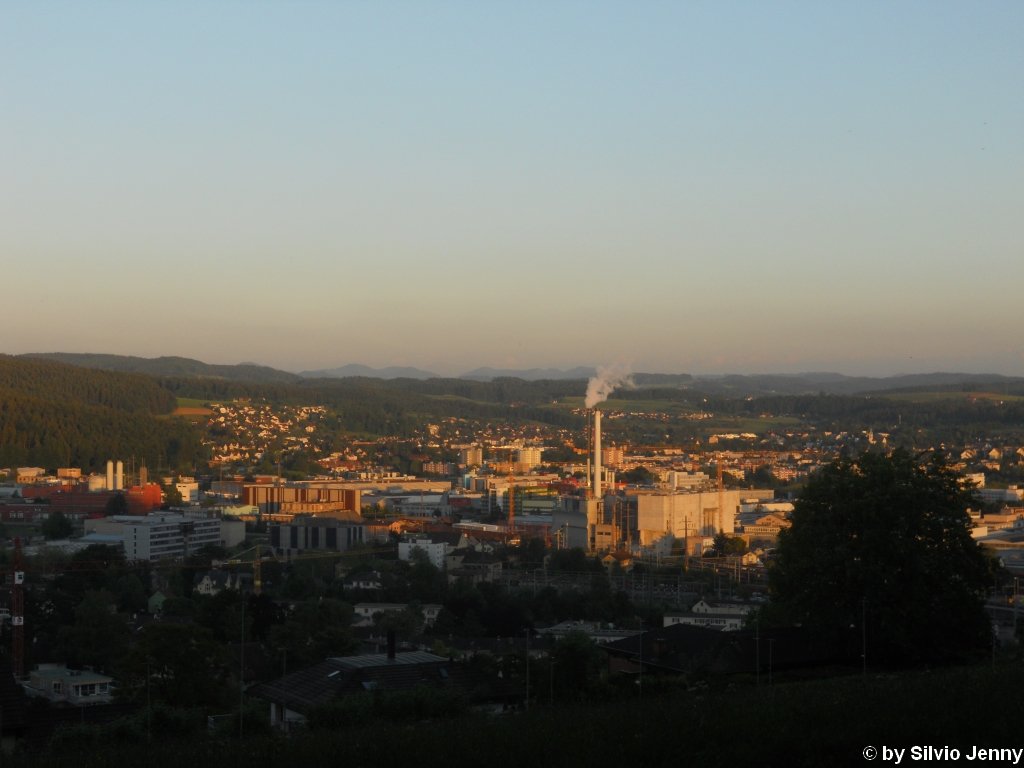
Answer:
[115,461,124,491]
[593,409,602,500]
[106,461,114,491]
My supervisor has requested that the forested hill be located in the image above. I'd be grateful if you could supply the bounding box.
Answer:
[1,355,178,413]
[7,352,1024,471]
[20,352,301,384]
[0,356,206,471]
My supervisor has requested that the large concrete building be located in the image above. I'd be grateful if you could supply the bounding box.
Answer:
[269,515,388,558]
[397,534,452,569]
[516,447,543,470]
[633,488,775,546]
[459,446,483,467]
[85,513,226,561]
[244,484,361,515]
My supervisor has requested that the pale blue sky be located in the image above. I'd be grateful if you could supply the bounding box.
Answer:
[3,2,1022,376]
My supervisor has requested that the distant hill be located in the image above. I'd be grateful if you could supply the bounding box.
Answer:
[16,352,1024,399]
[632,373,695,387]
[0,355,205,469]
[22,353,301,384]
[689,372,1024,397]
[460,366,597,381]
[299,363,440,380]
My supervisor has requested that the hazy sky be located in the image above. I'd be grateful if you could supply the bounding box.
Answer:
[4,2,1022,376]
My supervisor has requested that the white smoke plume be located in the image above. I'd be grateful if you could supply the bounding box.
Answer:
[585,364,634,409]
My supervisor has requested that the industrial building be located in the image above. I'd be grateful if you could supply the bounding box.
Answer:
[633,488,775,547]
[243,483,361,515]
[269,514,388,558]
[83,512,235,561]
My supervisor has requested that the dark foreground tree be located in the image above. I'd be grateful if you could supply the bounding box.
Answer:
[41,510,73,539]
[766,449,995,665]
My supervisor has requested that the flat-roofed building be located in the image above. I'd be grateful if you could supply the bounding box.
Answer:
[244,484,361,515]
[633,488,774,545]
[85,512,223,561]
[270,514,388,558]
[25,665,115,705]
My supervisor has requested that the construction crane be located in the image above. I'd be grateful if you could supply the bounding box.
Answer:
[717,453,726,535]
[506,474,515,536]
[213,544,394,594]
[214,544,278,596]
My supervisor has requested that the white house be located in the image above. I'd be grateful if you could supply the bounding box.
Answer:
[24,665,114,705]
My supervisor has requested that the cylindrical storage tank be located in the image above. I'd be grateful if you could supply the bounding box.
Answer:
[88,474,107,492]
[115,461,124,491]
[106,461,114,491]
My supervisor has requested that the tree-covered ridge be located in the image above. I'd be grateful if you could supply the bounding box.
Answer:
[0,355,178,414]
[0,389,206,471]
[0,357,206,471]
[20,352,302,384]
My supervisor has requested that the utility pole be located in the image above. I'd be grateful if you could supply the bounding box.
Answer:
[862,597,867,678]
[756,617,761,686]
[524,629,530,712]
[239,596,245,739]
[146,657,152,742]
[638,629,643,700]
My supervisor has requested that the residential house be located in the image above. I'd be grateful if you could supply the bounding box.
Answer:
[341,570,384,592]
[249,647,520,731]
[23,665,114,706]
[663,599,753,632]
[398,533,459,569]
[193,570,251,596]
[353,603,443,628]
[445,551,502,586]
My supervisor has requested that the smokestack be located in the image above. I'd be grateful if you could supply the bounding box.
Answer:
[115,461,124,491]
[106,461,114,491]
[593,409,602,500]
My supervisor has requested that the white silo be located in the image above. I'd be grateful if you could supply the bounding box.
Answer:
[115,461,124,491]
[106,461,114,490]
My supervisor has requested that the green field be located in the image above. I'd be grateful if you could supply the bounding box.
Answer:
[175,397,213,408]
[557,396,692,414]
[879,391,1024,404]
[702,415,803,431]
[423,393,502,406]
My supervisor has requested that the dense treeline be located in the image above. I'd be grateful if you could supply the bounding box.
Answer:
[21,352,301,384]
[0,390,206,471]
[0,357,206,470]
[0,356,177,414]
